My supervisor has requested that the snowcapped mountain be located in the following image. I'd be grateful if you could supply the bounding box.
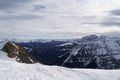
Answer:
[0,36,120,80]
[0,48,120,80]
[61,35,120,69]
[15,35,120,69]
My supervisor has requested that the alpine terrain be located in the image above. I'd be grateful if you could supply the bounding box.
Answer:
[0,40,120,80]
[16,35,120,69]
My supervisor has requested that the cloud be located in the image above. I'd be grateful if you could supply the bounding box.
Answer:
[0,0,33,10]
[96,31,120,38]
[0,14,42,20]
[85,16,120,26]
[0,0,120,39]
[100,21,120,26]
[83,9,120,27]
[110,9,120,16]
[33,5,46,12]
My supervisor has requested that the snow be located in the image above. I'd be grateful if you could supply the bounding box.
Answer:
[60,36,120,68]
[105,37,120,53]
[59,42,73,46]
[0,40,8,50]
[0,51,14,61]
[70,36,120,57]
[12,39,54,43]
[0,55,120,80]
[23,47,32,53]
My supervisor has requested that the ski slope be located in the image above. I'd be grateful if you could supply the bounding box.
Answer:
[0,51,120,80]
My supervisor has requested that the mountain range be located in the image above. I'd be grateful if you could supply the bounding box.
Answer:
[11,35,120,69]
[0,37,120,80]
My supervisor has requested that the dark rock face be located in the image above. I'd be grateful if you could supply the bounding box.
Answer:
[15,35,120,69]
[16,41,74,65]
[2,41,38,63]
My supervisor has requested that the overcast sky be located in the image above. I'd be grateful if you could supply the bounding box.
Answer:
[1,0,120,39]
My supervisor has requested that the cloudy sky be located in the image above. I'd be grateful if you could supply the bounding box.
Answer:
[1,0,120,39]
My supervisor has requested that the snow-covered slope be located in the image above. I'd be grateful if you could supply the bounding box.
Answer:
[0,51,14,61]
[0,51,120,80]
[0,40,8,50]
[68,35,120,56]
[61,35,120,69]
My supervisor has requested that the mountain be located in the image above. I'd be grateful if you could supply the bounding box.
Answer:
[1,41,38,63]
[0,36,120,80]
[16,35,120,69]
[61,35,120,69]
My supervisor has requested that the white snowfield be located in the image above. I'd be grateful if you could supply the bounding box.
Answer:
[0,51,120,80]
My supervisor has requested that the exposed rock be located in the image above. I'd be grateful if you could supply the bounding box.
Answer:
[2,41,39,63]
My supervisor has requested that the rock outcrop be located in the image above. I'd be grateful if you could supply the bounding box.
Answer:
[2,41,38,63]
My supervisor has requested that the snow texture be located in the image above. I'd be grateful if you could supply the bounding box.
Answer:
[0,40,8,50]
[59,42,73,46]
[0,51,120,80]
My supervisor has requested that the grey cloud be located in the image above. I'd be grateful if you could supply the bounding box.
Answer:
[84,16,120,26]
[99,31,120,37]
[110,9,120,16]
[83,9,120,26]
[85,21,120,26]
[99,21,120,26]
[0,0,44,21]
[33,5,46,11]
[99,16,120,26]
[0,14,42,20]
[0,0,34,11]
[60,15,96,19]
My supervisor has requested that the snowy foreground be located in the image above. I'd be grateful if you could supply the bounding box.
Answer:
[0,51,120,80]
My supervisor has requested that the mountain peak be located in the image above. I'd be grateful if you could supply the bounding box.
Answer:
[2,41,39,63]
[80,35,98,42]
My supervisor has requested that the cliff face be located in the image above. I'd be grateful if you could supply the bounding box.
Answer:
[2,41,38,63]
